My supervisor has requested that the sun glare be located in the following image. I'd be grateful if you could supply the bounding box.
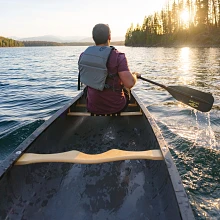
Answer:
[180,10,190,24]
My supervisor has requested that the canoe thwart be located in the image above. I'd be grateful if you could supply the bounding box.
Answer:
[15,149,163,165]
[67,111,142,116]
[76,103,138,107]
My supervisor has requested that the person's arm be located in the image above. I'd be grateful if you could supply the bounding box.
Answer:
[117,53,140,89]
[118,71,140,89]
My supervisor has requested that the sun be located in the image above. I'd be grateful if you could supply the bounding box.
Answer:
[180,9,190,24]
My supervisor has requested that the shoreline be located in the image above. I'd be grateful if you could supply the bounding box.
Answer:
[125,44,220,48]
[1,44,220,48]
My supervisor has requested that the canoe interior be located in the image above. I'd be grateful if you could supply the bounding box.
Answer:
[0,93,182,220]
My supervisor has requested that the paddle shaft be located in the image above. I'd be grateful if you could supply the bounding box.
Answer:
[138,76,167,89]
[15,149,163,165]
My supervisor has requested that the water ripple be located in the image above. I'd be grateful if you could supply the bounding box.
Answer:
[0,46,219,219]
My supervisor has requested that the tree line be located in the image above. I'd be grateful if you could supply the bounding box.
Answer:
[125,0,220,46]
[0,37,124,47]
[23,41,94,46]
[0,37,24,47]
[0,38,93,47]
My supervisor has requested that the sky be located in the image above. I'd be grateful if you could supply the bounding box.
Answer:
[0,0,168,39]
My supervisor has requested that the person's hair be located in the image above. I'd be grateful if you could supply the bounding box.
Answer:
[92,23,110,45]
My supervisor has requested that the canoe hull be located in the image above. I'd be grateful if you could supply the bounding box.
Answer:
[0,90,194,219]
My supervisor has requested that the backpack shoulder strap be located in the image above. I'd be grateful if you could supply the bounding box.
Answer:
[78,56,82,90]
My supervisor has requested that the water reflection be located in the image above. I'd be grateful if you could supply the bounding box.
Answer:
[178,47,195,85]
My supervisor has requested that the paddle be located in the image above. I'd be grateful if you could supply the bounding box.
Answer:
[138,76,214,112]
[15,149,163,165]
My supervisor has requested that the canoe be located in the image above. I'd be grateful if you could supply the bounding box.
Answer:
[0,90,194,220]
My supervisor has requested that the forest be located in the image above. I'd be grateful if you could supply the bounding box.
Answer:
[125,0,220,46]
[0,37,24,47]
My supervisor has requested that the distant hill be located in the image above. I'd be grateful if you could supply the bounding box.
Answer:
[15,35,125,43]
[21,35,63,42]
[80,36,125,42]
[19,35,87,43]
[79,37,93,42]
[1,35,125,47]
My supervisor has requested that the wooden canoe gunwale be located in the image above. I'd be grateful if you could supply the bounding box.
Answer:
[131,90,194,219]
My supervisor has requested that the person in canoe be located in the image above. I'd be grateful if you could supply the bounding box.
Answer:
[78,23,140,115]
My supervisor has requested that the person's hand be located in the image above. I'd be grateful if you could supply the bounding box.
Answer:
[132,72,141,78]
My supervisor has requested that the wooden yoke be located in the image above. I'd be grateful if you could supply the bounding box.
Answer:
[15,149,163,165]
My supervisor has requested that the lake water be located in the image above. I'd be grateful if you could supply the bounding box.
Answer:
[0,46,219,219]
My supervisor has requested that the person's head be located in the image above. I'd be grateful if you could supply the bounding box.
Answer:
[92,23,111,45]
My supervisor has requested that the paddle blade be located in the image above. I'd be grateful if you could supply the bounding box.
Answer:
[166,86,214,112]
